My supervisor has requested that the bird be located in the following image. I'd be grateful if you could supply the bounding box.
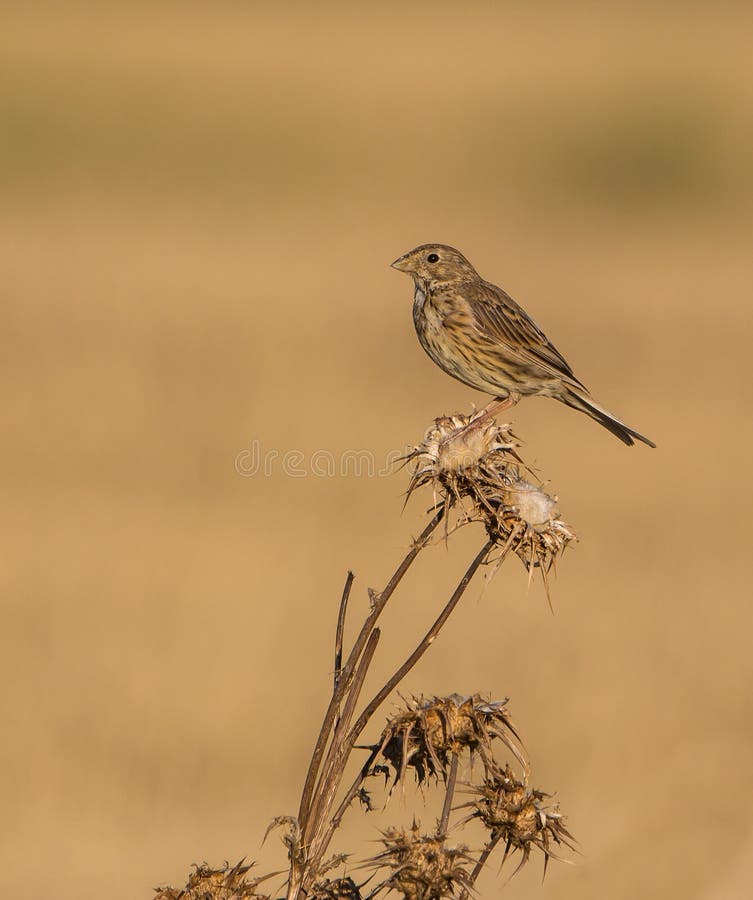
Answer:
[391,243,655,447]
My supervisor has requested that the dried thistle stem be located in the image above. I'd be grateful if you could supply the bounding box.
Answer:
[285,631,380,900]
[345,539,495,745]
[303,628,381,858]
[334,572,354,693]
[464,834,502,897]
[333,570,355,735]
[303,539,494,887]
[438,751,459,837]
[297,509,445,835]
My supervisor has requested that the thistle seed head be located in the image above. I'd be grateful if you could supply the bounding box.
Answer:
[487,476,577,575]
[407,416,518,489]
[367,824,474,900]
[466,764,575,873]
[407,415,576,581]
[310,877,362,900]
[154,860,270,900]
[372,694,527,790]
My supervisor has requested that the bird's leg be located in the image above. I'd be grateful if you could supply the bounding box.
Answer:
[468,394,520,429]
[440,394,520,445]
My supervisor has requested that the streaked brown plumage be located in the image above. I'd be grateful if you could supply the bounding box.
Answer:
[391,243,655,447]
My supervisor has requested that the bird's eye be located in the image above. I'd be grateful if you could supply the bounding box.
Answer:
[427,253,439,263]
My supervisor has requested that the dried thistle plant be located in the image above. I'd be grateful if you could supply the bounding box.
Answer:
[407,415,576,585]
[309,877,362,900]
[365,824,475,900]
[371,694,527,794]
[156,412,577,900]
[154,860,272,900]
[459,764,576,878]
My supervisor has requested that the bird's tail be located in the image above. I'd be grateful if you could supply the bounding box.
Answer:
[562,390,656,448]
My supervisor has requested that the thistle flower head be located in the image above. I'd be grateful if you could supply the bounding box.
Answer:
[310,877,362,900]
[489,476,577,575]
[367,824,474,900]
[154,860,270,900]
[407,416,518,487]
[465,764,575,874]
[407,415,576,582]
[372,694,527,790]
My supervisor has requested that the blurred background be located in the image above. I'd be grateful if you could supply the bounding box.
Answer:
[2,3,752,898]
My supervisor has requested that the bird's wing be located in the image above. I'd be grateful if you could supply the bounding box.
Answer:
[469,280,589,391]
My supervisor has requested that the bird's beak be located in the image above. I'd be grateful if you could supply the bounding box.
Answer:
[390,253,412,273]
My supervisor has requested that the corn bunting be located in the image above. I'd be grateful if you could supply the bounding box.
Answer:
[391,243,655,447]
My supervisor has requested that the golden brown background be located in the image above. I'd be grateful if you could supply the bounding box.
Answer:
[3,3,752,898]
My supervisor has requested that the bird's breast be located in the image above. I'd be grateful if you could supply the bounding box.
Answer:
[412,283,427,326]
[413,287,444,348]
[411,285,518,395]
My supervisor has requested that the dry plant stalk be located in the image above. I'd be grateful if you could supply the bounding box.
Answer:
[155,413,577,900]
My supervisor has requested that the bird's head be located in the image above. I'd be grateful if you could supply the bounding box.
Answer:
[390,244,479,288]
